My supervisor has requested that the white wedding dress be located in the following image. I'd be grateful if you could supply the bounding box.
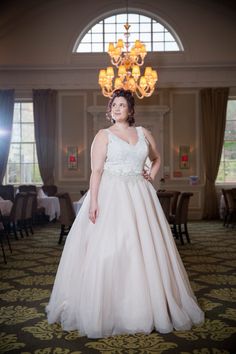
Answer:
[46,126,204,338]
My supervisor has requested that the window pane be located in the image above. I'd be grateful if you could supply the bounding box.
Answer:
[117,23,126,33]
[116,33,125,41]
[116,14,127,23]
[91,43,104,52]
[21,144,34,163]
[225,120,236,140]
[92,24,103,33]
[227,100,236,119]
[224,141,236,160]
[21,103,33,122]
[22,124,34,142]
[33,164,42,183]
[165,42,179,51]
[140,32,151,42]
[12,123,21,142]
[129,33,140,43]
[104,33,116,42]
[128,14,139,23]
[217,163,224,182]
[140,15,150,23]
[153,42,164,51]
[7,164,20,184]
[92,33,103,42]
[153,23,164,32]
[165,32,175,41]
[224,161,236,182]
[9,144,20,163]
[34,145,38,163]
[77,43,91,52]
[104,23,116,33]
[14,103,20,122]
[129,23,139,32]
[153,32,164,41]
[81,33,91,43]
[21,163,35,183]
[105,16,115,23]
[140,23,151,32]
[145,42,151,51]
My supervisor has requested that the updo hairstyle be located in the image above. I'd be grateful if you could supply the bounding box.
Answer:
[106,89,135,126]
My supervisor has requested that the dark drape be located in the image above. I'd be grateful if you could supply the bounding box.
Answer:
[33,89,57,185]
[0,89,15,183]
[200,87,229,219]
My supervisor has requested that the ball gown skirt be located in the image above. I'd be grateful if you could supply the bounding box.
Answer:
[46,170,204,338]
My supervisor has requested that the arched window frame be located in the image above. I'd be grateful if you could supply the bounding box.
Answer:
[73,9,184,54]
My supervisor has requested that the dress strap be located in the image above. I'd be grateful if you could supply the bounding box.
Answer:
[136,126,144,139]
[105,128,113,143]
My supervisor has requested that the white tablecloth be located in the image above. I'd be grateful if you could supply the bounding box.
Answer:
[0,199,13,216]
[73,192,88,215]
[37,196,60,221]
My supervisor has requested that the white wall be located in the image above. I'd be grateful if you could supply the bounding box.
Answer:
[0,0,236,89]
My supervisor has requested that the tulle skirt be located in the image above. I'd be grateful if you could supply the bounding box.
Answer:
[46,170,204,338]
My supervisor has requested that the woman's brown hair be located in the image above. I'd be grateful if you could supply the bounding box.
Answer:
[106,89,135,126]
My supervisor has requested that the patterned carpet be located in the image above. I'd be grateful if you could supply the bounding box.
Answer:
[0,221,236,354]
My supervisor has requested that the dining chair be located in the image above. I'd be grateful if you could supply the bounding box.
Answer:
[0,210,12,264]
[224,189,236,227]
[57,193,76,244]
[0,185,15,202]
[221,188,232,227]
[157,192,174,222]
[31,193,46,225]
[19,185,37,193]
[42,185,58,196]
[169,192,193,245]
[2,192,27,240]
[23,192,38,235]
[167,190,181,216]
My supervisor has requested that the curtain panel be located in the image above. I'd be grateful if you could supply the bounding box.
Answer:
[0,89,15,183]
[200,87,229,219]
[33,89,57,185]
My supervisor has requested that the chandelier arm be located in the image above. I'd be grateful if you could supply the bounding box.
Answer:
[135,85,146,99]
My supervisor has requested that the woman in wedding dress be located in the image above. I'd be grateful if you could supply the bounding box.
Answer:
[46,89,204,338]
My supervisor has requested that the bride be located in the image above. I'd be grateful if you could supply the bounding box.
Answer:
[46,89,204,338]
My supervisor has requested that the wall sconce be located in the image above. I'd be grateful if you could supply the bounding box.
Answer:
[179,145,190,169]
[67,146,78,170]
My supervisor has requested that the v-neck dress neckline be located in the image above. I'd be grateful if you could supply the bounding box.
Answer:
[107,126,140,146]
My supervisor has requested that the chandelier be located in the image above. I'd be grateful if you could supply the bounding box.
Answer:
[98,18,158,99]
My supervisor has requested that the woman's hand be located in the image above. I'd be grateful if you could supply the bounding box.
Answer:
[142,169,153,182]
[89,202,99,224]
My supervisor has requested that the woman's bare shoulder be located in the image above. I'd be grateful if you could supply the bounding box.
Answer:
[93,129,108,143]
[140,126,152,138]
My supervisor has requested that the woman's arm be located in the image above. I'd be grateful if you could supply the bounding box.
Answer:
[142,127,161,182]
[89,129,108,223]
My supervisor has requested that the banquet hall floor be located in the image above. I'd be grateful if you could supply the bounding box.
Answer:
[0,221,236,354]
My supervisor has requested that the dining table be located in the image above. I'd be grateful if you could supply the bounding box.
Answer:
[73,192,88,215]
[37,196,60,221]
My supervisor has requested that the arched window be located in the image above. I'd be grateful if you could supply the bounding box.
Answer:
[74,13,183,53]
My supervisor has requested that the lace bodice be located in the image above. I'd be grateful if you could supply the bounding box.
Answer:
[103,126,149,176]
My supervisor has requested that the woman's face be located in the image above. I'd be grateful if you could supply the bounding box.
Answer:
[111,96,129,122]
